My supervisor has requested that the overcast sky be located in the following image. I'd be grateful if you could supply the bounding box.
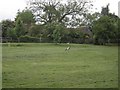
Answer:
[0,0,119,21]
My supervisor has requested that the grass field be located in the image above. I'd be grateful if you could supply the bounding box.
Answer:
[0,43,2,89]
[2,43,118,88]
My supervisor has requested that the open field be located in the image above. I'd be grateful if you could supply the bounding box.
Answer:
[0,43,2,89]
[2,43,118,88]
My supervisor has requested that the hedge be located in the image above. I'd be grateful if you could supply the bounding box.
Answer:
[19,35,40,43]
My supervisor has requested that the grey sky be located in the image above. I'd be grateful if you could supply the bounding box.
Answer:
[0,0,119,21]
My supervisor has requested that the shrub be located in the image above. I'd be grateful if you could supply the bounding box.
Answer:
[19,35,40,43]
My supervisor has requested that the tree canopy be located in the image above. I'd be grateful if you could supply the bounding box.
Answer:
[92,4,119,45]
[28,0,93,27]
[1,1,119,45]
[1,20,14,37]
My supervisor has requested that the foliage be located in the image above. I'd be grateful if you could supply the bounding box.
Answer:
[92,15,118,45]
[1,20,14,37]
[15,9,35,34]
[7,28,16,39]
[28,0,93,27]
[118,19,120,40]
[1,1,119,45]
[52,23,65,43]
[29,24,44,37]
[82,12,101,28]
[19,35,40,42]
[92,4,119,45]
[15,9,35,24]
[44,23,56,39]
[14,17,25,42]
[1,0,94,44]
[101,4,109,16]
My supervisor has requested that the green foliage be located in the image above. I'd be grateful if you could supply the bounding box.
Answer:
[15,9,35,34]
[101,4,109,16]
[19,35,40,43]
[15,10,35,24]
[83,12,101,28]
[29,24,44,37]
[44,23,55,38]
[1,20,14,37]
[118,19,120,40]
[29,0,93,27]
[7,28,16,39]
[92,15,118,45]
[1,0,94,44]
[92,4,120,45]
[14,17,25,38]
[52,23,65,43]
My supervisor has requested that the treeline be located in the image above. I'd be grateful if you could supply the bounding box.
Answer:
[1,0,120,45]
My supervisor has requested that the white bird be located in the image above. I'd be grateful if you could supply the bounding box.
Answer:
[67,43,70,44]
[65,46,71,51]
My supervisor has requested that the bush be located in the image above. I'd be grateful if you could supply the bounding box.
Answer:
[20,35,40,43]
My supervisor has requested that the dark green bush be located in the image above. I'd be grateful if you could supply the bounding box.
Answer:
[20,35,40,43]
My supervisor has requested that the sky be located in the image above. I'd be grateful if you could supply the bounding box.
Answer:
[0,0,119,21]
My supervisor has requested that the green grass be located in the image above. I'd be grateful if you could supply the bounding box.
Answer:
[0,43,2,89]
[2,43,118,88]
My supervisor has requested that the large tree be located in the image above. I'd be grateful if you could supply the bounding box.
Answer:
[1,20,14,37]
[15,9,35,34]
[15,9,35,24]
[14,17,25,42]
[92,4,119,45]
[80,12,101,29]
[28,0,93,27]
[92,15,118,45]
[52,22,65,43]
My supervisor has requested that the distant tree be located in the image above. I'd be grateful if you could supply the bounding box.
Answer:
[101,4,109,16]
[92,16,117,45]
[110,14,120,43]
[7,28,16,40]
[15,9,35,34]
[118,19,120,42]
[1,20,14,37]
[15,9,35,24]
[28,0,93,27]
[52,23,65,43]
[81,12,101,29]
[44,22,56,39]
[29,24,44,37]
[92,4,119,45]
[14,17,25,42]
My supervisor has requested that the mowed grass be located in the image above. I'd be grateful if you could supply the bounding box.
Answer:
[0,43,2,89]
[2,43,118,88]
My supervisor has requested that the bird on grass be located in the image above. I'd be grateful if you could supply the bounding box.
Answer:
[65,46,71,51]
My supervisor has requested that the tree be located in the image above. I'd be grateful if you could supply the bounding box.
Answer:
[52,23,65,43]
[15,9,35,34]
[92,16,117,45]
[14,17,25,42]
[109,14,119,43]
[1,20,14,37]
[28,0,93,27]
[118,19,120,41]
[15,9,35,24]
[7,28,16,40]
[101,4,109,16]
[29,24,44,38]
[81,12,101,30]
[92,4,119,45]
